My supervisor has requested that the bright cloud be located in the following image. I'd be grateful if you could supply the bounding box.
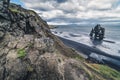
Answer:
[21,0,120,24]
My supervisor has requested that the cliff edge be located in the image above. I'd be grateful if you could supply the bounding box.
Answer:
[0,0,120,80]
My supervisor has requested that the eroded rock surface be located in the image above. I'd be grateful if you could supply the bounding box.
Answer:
[0,1,115,80]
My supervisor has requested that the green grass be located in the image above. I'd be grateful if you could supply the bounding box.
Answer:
[70,48,84,60]
[73,53,84,61]
[9,7,19,13]
[17,49,26,58]
[98,65,120,80]
[86,63,120,80]
[9,7,24,14]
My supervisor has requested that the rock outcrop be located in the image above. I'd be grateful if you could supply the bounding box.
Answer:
[0,0,119,80]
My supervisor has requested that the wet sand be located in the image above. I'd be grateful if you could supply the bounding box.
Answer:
[58,36,120,71]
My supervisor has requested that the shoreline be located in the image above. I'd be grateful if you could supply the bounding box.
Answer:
[58,36,120,71]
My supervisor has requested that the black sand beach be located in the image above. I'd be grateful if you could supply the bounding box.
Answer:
[58,36,120,71]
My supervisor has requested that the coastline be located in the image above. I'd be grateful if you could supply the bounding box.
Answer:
[58,36,120,71]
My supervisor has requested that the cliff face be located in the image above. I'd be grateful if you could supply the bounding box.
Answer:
[0,1,120,80]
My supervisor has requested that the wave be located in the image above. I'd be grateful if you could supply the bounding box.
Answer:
[52,30,120,57]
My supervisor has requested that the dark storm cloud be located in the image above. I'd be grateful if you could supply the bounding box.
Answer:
[56,0,67,3]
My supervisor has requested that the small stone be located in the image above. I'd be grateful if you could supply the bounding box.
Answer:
[6,50,17,60]
[8,41,18,48]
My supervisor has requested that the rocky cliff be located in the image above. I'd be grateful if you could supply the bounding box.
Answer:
[0,0,120,80]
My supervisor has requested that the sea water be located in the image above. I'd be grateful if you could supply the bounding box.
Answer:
[51,24,120,58]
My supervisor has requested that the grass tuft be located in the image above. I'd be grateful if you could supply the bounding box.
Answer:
[17,49,26,58]
[86,63,120,80]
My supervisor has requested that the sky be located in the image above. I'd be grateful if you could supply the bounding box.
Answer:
[11,0,24,6]
[11,0,120,25]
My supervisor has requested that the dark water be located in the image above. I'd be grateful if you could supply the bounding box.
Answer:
[53,24,120,41]
[51,24,120,68]
[51,24,120,57]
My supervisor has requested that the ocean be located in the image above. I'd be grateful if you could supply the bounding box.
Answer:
[51,24,120,62]
[52,24,120,41]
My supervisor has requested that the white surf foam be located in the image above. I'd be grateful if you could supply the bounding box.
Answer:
[52,30,120,57]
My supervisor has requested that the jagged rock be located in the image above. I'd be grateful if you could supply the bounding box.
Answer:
[0,0,10,20]
[89,24,105,40]
[0,31,4,40]
[0,0,118,80]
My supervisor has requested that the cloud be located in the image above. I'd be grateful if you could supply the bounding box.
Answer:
[21,0,120,24]
[87,0,113,10]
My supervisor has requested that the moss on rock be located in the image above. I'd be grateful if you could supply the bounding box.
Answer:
[17,48,26,58]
